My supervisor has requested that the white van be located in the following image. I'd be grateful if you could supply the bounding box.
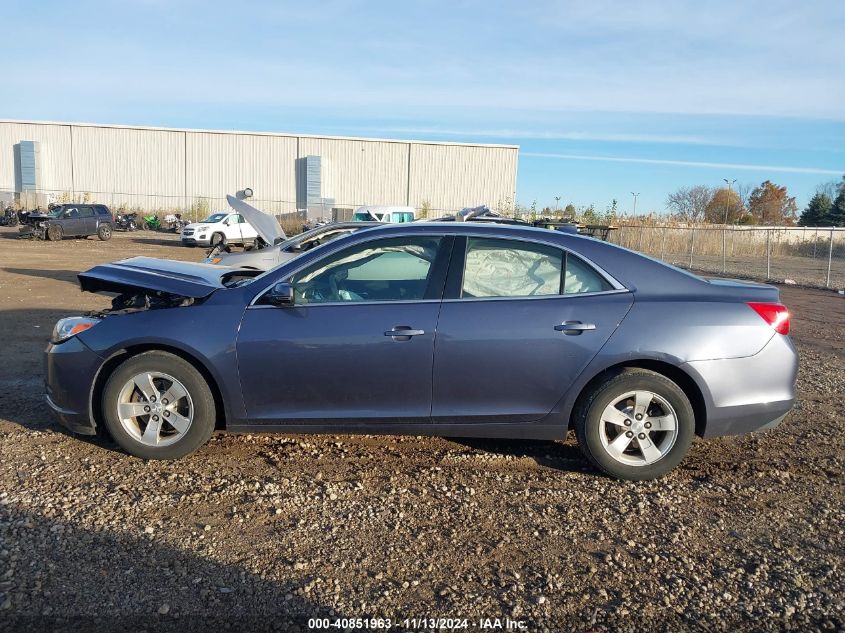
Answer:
[352,206,416,223]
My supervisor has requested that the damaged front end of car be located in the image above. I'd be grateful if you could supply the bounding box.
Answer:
[76,256,263,316]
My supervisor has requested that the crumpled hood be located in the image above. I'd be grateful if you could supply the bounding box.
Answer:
[226,195,286,245]
[78,256,242,298]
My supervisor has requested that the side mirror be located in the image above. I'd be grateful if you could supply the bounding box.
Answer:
[267,282,294,306]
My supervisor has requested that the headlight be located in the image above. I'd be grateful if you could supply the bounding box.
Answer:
[52,317,101,343]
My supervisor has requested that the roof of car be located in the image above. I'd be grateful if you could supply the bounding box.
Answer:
[321,221,383,229]
[347,221,713,297]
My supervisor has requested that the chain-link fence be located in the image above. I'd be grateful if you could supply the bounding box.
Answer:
[0,187,480,225]
[609,224,845,289]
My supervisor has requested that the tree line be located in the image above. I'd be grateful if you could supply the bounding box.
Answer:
[665,175,845,227]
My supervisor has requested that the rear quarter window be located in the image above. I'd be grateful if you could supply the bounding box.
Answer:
[564,253,614,294]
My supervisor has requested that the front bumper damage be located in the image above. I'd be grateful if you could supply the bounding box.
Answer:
[44,336,105,435]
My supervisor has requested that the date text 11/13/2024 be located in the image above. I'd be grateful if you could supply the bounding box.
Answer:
[307,617,534,630]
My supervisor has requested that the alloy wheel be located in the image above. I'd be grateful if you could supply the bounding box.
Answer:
[116,371,194,447]
[598,390,679,466]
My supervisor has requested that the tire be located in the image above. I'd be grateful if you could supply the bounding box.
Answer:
[142,221,151,231]
[210,232,225,247]
[574,368,694,481]
[97,224,112,241]
[101,351,216,460]
[46,224,63,241]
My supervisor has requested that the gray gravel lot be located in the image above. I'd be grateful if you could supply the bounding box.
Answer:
[0,229,843,632]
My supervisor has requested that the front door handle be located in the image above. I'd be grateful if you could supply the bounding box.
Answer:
[385,326,425,340]
[554,321,596,335]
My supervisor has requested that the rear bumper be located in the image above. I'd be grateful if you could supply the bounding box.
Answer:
[685,334,798,438]
[44,337,104,435]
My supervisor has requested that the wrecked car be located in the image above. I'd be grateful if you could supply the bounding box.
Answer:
[181,195,281,248]
[46,222,797,480]
[20,203,114,241]
[210,216,381,275]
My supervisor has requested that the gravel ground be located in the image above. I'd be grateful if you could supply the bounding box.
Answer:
[0,228,843,632]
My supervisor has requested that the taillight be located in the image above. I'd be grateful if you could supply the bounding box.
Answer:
[747,302,790,335]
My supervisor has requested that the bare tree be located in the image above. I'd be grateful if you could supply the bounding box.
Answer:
[815,179,841,199]
[736,182,754,210]
[665,185,713,223]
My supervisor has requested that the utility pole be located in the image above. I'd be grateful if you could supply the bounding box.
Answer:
[723,178,736,224]
[631,192,639,216]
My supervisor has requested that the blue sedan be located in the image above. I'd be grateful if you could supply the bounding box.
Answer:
[45,222,797,480]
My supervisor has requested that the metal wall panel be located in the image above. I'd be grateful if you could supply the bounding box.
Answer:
[408,144,519,213]
[72,125,185,210]
[0,122,72,194]
[0,121,519,216]
[185,131,298,215]
[298,137,409,208]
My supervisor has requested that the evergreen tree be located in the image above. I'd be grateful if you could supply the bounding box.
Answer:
[829,177,845,227]
[798,192,832,226]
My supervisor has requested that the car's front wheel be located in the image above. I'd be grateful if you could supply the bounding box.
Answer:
[574,369,695,481]
[210,232,225,247]
[101,351,216,459]
[46,224,63,241]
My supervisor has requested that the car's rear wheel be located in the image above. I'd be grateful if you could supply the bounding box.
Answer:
[210,232,225,247]
[46,224,63,241]
[574,369,694,481]
[97,224,112,240]
[101,351,216,459]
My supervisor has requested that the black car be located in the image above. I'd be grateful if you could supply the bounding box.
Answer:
[19,204,114,241]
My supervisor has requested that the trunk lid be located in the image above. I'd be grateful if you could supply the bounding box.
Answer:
[705,277,781,302]
[78,256,239,298]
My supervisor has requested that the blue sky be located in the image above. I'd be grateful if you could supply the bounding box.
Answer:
[4,0,844,214]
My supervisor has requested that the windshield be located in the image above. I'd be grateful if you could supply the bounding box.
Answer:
[352,212,375,222]
[201,213,228,224]
[48,207,65,217]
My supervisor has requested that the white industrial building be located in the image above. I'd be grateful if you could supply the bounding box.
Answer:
[0,120,519,219]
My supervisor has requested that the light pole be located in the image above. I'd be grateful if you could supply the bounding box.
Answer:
[631,192,639,216]
[554,196,561,212]
[723,178,736,224]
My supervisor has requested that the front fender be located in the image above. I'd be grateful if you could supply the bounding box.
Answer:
[77,298,248,425]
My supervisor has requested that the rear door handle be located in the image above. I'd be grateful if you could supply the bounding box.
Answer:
[554,321,596,335]
[385,326,425,339]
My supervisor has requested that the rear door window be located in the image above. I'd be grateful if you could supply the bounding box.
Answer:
[462,238,562,298]
[459,237,615,298]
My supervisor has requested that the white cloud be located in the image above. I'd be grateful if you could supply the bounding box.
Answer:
[358,126,720,146]
[522,152,845,176]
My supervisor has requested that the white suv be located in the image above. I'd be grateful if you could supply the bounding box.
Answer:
[181,212,259,247]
